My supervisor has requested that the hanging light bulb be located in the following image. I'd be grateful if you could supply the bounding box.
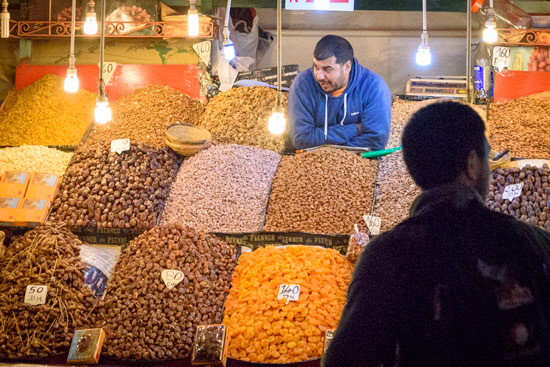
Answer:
[268,0,286,136]
[188,0,199,37]
[222,0,236,61]
[415,0,431,66]
[416,32,431,66]
[1,0,10,39]
[83,0,98,35]
[95,95,112,124]
[483,0,497,43]
[64,0,79,93]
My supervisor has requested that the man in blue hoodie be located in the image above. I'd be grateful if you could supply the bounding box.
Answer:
[289,35,391,150]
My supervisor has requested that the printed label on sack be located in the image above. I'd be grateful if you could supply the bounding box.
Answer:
[24,285,48,305]
[110,139,130,154]
[503,183,523,201]
[162,270,184,290]
[363,215,381,235]
[278,284,300,304]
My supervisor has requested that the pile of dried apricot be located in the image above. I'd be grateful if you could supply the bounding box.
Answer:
[223,246,353,363]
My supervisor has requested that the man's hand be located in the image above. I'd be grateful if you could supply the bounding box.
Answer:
[356,123,362,135]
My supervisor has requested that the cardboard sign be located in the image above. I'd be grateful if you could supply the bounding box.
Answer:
[278,284,300,304]
[162,269,184,290]
[193,41,211,65]
[24,285,48,305]
[110,139,130,154]
[363,215,381,236]
[503,183,524,201]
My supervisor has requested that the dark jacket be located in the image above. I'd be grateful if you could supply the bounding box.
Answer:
[288,58,391,150]
[324,184,550,367]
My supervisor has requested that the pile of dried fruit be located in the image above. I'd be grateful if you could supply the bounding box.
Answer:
[487,164,550,231]
[263,147,378,234]
[95,223,237,360]
[48,143,179,229]
[373,150,421,232]
[0,145,73,177]
[528,47,550,72]
[84,85,203,149]
[161,144,280,233]
[223,245,353,363]
[0,74,95,146]
[487,92,550,158]
[198,87,289,153]
[0,223,97,359]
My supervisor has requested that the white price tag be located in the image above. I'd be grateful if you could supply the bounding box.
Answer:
[110,139,130,154]
[503,183,523,201]
[493,46,511,71]
[161,269,184,290]
[363,215,381,236]
[193,41,211,65]
[99,62,117,85]
[278,284,300,304]
[24,285,48,305]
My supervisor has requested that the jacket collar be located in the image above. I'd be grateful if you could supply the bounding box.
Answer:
[410,183,485,217]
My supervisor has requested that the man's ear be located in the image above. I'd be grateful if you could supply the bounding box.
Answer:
[343,60,352,73]
[465,150,481,182]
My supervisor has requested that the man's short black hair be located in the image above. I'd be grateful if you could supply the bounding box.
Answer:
[314,35,354,65]
[402,101,488,190]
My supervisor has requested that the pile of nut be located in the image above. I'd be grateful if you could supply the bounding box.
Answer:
[0,74,96,146]
[373,150,421,232]
[0,145,73,177]
[95,223,237,360]
[487,164,550,231]
[85,85,204,149]
[161,144,281,233]
[223,245,353,363]
[48,143,179,229]
[263,147,378,234]
[0,223,97,359]
[198,87,290,153]
[487,92,550,158]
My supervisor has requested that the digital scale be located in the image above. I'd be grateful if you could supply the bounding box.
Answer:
[405,76,470,99]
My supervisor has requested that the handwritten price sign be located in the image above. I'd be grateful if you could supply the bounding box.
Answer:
[110,139,130,154]
[503,183,523,201]
[363,215,381,235]
[24,285,48,305]
[278,284,300,304]
[161,270,184,290]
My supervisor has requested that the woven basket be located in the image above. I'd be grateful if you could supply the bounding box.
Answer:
[165,138,212,157]
[166,123,211,145]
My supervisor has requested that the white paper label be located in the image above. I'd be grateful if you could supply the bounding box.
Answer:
[278,284,300,304]
[100,62,117,85]
[363,215,381,235]
[285,0,354,11]
[503,183,523,201]
[162,269,184,290]
[493,47,511,71]
[110,139,130,154]
[24,285,48,305]
[193,41,211,65]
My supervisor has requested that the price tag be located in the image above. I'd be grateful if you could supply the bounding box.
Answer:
[363,215,381,236]
[492,46,511,71]
[161,269,184,290]
[503,183,523,201]
[278,284,300,304]
[99,62,117,85]
[193,41,211,65]
[110,139,130,154]
[24,285,48,305]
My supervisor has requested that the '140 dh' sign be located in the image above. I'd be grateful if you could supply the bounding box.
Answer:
[285,0,354,11]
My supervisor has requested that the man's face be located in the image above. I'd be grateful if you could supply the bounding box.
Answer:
[313,56,351,94]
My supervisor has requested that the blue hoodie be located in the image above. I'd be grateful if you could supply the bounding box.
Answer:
[289,58,391,150]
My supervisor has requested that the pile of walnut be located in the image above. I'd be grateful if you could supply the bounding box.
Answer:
[95,223,237,360]
[487,92,550,158]
[84,85,204,149]
[0,223,97,359]
[487,164,550,231]
[263,147,378,234]
[198,87,290,153]
[373,150,421,232]
[48,143,179,229]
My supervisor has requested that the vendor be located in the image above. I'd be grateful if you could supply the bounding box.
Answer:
[289,35,391,151]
